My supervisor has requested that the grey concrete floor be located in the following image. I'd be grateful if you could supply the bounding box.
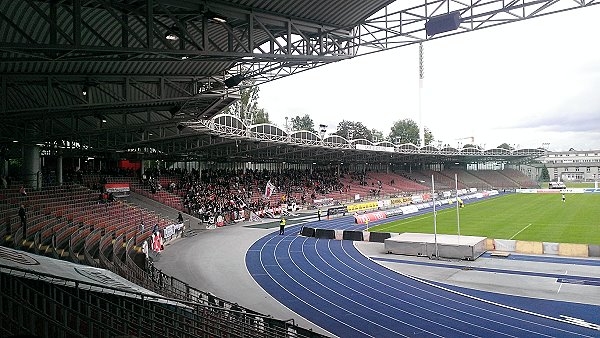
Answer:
[154,216,333,336]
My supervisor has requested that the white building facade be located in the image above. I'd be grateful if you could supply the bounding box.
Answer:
[525,150,600,182]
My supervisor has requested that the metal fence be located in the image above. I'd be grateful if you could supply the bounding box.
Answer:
[0,264,327,338]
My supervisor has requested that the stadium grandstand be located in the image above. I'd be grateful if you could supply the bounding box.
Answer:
[1,0,598,337]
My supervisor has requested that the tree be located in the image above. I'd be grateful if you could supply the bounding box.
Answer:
[540,166,550,181]
[497,143,514,150]
[388,118,433,146]
[223,80,271,124]
[290,114,316,133]
[424,128,434,146]
[253,107,270,124]
[371,129,385,143]
[333,120,373,141]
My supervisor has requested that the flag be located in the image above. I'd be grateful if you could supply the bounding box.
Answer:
[264,180,276,198]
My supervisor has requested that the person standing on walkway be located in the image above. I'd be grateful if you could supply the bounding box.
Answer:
[317,209,321,221]
[18,204,26,239]
[279,217,286,235]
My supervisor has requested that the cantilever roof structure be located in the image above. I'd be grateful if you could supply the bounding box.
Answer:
[0,0,596,163]
[172,114,544,164]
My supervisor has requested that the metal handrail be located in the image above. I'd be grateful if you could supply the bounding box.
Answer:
[0,263,327,338]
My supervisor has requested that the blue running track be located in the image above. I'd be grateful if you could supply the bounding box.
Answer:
[246,212,600,337]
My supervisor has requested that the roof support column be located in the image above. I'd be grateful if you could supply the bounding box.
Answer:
[1,76,6,114]
[23,145,41,190]
[1,156,8,178]
[56,155,63,185]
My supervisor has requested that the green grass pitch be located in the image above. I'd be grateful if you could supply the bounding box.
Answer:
[369,193,600,245]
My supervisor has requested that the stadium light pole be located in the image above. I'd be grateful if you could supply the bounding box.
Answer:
[455,173,461,242]
[432,174,439,259]
[418,42,425,147]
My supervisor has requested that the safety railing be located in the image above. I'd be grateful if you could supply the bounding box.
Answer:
[0,264,328,338]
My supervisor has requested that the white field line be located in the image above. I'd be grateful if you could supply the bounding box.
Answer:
[509,223,532,240]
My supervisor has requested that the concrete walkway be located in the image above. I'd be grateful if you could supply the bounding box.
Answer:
[153,212,328,335]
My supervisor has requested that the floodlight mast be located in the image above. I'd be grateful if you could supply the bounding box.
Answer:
[455,173,461,243]
[432,174,439,259]
[419,42,425,147]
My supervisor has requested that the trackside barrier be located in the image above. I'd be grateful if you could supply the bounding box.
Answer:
[362,231,370,242]
[485,239,495,251]
[343,231,364,241]
[515,241,544,255]
[494,239,516,252]
[558,243,589,257]
[347,201,379,213]
[369,232,392,243]
[354,211,387,224]
[314,229,335,239]
[589,245,600,257]
[543,242,559,255]
[516,188,598,194]
[326,206,348,219]
[488,239,594,258]
[300,227,315,237]
[299,230,597,258]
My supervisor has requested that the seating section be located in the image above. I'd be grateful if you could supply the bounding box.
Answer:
[84,174,185,211]
[397,170,433,188]
[1,183,170,261]
[468,170,518,189]
[0,181,324,338]
[421,170,467,190]
[76,167,538,221]
[399,169,539,190]
[500,169,539,188]
[442,169,492,190]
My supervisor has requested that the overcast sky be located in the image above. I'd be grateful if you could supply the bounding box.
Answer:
[258,6,600,152]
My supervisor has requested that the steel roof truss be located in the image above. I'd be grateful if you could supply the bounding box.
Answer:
[347,0,598,56]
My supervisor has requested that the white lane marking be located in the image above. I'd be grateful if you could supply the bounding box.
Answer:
[509,223,532,240]
[296,238,447,337]
[287,237,412,337]
[255,228,375,337]
[341,241,594,337]
[331,241,554,337]
[258,209,593,336]
[304,239,492,337]
[560,316,600,331]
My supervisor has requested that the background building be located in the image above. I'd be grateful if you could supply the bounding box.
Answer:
[521,150,600,182]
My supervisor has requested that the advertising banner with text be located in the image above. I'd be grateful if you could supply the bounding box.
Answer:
[104,183,130,193]
[354,211,387,224]
[347,201,379,212]
[391,197,412,205]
